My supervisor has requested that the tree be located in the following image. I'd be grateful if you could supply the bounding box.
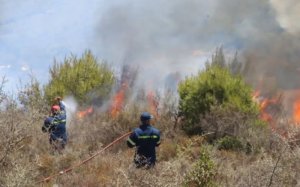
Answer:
[228,52,243,75]
[207,47,243,75]
[18,75,48,113]
[44,50,115,105]
[178,65,259,135]
[210,46,226,68]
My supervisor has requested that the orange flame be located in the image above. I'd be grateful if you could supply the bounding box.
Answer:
[252,91,280,130]
[110,89,125,117]
[251,89,300,139]
[110,83,128,117]
[77,106,93,119]
[293,99,300,124]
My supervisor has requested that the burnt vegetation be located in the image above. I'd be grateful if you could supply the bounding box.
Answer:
[1,50,300,187]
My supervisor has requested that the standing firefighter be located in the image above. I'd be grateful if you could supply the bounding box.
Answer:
[42,97,67,151]
[127,112,161,168]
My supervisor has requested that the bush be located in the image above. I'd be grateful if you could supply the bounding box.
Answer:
[184,147,216,187]
[178,65,259,135]
[44,50,115,105]
[217,136,244,151]
[18,75,49,115]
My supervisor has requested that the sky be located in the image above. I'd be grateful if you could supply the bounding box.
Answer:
[0,0,103,92]
[0,0,299,93]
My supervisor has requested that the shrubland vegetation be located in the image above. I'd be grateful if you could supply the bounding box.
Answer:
[1,49,300,187]
[44,50,115,106]
[178,64,259,135]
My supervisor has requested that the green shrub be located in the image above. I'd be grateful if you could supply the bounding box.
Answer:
[178,65,259,135]
[184,147,216,187]
[44,50,115,105]
[217,136,244,151]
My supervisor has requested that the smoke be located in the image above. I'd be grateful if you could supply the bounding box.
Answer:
[62,96,78,129]
[95,0,219,88]
[271,0,300,35]
[93,0,300,109]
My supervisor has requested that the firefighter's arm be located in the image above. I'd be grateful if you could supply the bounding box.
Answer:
[54,96,66,112]
[155,131,161,147]
[127,132,137,148]
[42,125,47,133]
[42,117,51,133]
[59,102,66,112]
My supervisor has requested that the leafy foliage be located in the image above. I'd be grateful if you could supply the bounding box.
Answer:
[217,136,244,151]
[44,50,115,105]
[178,60,259,135]
[184,147,216,187]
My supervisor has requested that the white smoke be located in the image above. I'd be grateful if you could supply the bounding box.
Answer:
[62,96,78,129]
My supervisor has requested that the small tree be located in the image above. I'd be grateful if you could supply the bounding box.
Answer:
[228,52,243,75]
[184,147,216,187]
[178,65,259,135]
[44,50,115,105]
[211,47,226,68]
[18,75,48,114]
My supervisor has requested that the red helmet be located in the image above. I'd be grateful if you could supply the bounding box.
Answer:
[51,105,60,112]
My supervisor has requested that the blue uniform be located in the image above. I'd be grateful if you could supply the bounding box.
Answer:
[127,124,160,167]
[43,116,54,132]
[43,101,67,148]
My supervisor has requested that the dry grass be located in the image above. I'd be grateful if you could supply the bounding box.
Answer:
[2,109,300,187]
[1,84,300,187]
[212,135,300,187]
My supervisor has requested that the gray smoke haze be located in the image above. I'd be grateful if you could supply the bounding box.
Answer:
[271,0,300,35]
[94,0,300,95]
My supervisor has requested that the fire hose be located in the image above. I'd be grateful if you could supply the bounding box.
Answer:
[36,131,132,184]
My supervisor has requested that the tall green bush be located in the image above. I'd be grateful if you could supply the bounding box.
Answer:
[178,65,259,135]
[44,50,115,105]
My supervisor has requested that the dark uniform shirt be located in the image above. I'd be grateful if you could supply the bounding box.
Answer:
[127,124,160,167]
[43,101,67,145]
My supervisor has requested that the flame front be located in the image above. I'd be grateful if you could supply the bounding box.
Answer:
[110,82,128,117]
[293,99,300,124]
[110,88,126,117]
[77,106,93,119]
[109,65,136,117]
[252,90,280,130]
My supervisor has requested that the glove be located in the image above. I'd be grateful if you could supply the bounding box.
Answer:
[54,96,62,104]
[55,96,62,101]
[42,126,47,133]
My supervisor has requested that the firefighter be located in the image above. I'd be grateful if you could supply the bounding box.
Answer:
[127,112,161,168]
[42,97,67,151]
